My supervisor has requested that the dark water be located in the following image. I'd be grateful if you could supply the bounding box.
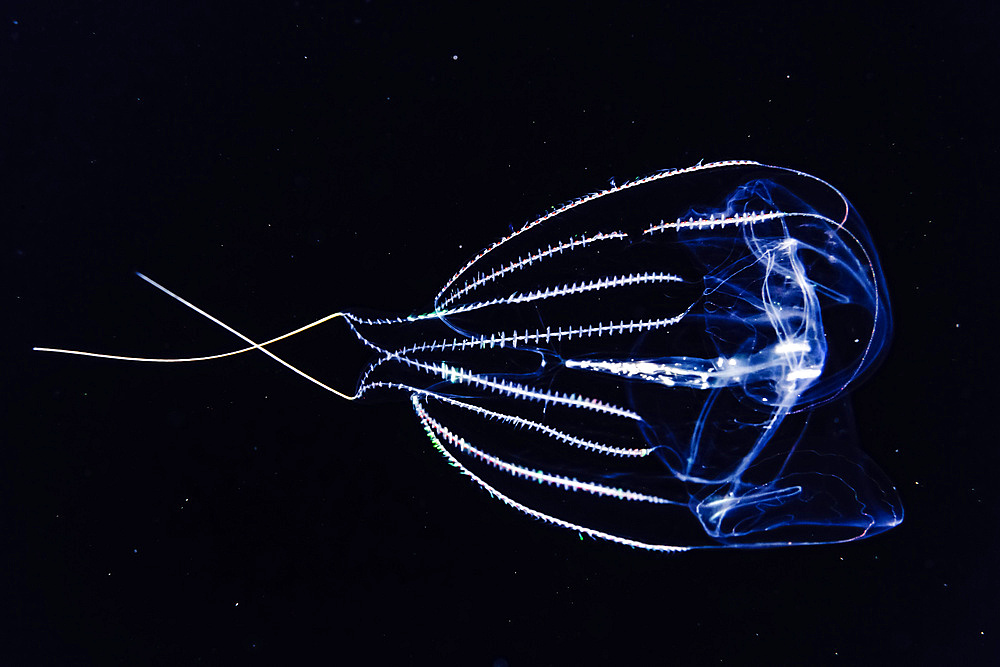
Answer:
[6,2,996,664]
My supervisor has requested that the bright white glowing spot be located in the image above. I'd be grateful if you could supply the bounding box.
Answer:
[632,361,660,375]
[774,341,810,354]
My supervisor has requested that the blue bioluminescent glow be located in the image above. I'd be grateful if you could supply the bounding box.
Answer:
[37,160,901,551]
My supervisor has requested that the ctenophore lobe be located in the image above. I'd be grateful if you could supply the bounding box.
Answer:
[348,161,900,550]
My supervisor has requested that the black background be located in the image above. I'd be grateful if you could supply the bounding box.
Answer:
[5,2,997,665]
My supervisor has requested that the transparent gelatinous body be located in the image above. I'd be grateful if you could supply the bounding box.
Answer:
[345,160,900,550]
[37,160,901,552]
